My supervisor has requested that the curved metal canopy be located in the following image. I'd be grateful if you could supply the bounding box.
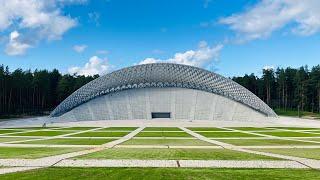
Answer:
[51,63,277,117]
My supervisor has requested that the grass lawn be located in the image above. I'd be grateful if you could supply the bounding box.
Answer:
[21,138,117,145]
[77,148,279,160]
[256,131,320,137]
[99,127,137,131]
[253,148,320,160]
[297,138,320,142]
[0,147,84,159]
[197,131,260,138]
[274,108,320,119]
[216,139,319,146]
[227,127,271,131]
[270,127,320,130]
[10,130,72,136]
[143,127,182,131]
[0,137,37,143]
[69,131,129,137]
[58,127,98,131]
[135,132,191,137]
[1,167,320,179]
[0,129,22,134]
[303,131,320,134]
[122,139,214,146]
[187,127,228,131]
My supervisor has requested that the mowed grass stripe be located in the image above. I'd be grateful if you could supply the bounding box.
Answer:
[256,131,320,137]
[1,168,320,180]
[0,147,85,159]
[135,131,191,137]
[216,139,319,146]
[253,148,320,160]
[197,132,260,138]
[270,127,320,130]
[187,127,228,131]
[142,127,182,131]
[227,127,271,131]
[122,139,214,146]
[69,131,130,137]
[0,137,37,143]
[76,148,280,160]
[21,138,117,145]
[9,130,72,137]
[0,130,22,134]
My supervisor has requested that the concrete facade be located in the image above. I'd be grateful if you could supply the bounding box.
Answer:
[55,87,267,122]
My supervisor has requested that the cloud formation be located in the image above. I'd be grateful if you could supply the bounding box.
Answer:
[139,41,223,68]
[5,31,31,56]
[73,44,87,53]
[0,0,83,55]
[68,56,110,76]
[219,0,320,42]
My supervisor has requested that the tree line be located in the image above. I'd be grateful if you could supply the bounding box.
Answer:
[0,65,98,118]
[1,64,320,118]
[233,65,320,113]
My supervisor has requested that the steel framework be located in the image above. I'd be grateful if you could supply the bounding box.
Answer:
[51,63,277,117]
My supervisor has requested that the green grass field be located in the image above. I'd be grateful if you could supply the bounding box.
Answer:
[187,127,228,131]
[227,127,271,131]
[143,127,182,131]
[1,126,320,179]
[69,131,130,137]
[122,138,214,146]
[0,147,85,159]
[216,139,319,146]
[0,130,22,134]
[1,167,320,180]
[21,138,117,145]
[11,130,72,136]
[0,137,37,143]
[257,131,320,137]
[197,131,260,137]
[77,148,280,160]
[253,148,320,160]
[135,131,192,137]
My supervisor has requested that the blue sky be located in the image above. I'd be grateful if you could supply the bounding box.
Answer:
[1,0,320,77]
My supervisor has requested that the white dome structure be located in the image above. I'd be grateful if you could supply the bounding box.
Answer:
[50,63,276,122]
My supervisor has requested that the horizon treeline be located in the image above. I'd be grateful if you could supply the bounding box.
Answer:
[0,65,98,117]
[1,64,320,118]
[233,65,320,113]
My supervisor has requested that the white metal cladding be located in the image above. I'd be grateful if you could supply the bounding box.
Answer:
[50,63,277,117]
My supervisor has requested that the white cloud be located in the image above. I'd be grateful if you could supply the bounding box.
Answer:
[5,31,32,56]
[0,0,83,55]
[68,56,111,76]
[139,41,223,68]
[73,44,87,53]
[219,0,320,42]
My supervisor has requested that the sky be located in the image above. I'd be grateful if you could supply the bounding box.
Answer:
[1,0,320,77]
